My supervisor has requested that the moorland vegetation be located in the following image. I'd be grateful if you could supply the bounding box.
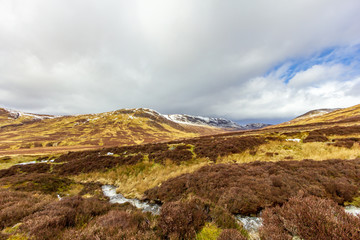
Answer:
[1,104,360,239]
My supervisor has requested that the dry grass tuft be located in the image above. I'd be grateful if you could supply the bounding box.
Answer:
[73,158,211,199]
[221,141,360,163]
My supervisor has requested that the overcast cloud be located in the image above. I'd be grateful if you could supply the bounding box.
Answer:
[1,0,360,123]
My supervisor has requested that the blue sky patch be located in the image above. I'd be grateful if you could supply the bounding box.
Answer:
[266,45,360,84]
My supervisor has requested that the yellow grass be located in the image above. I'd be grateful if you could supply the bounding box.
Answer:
[220,141,360,164]
[63,183,84,196]
[0,155,39,170]
[72,158,211,199]
[327,134,360,140]
[276,104,360,127]
[196,222,222,240]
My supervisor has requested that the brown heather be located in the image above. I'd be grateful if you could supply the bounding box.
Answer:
[0,189,51,229]
[159,198,208,240]
[259,195,360,240]
[145,159,360,215]
[331,137,360,148]
[63,209,157,240]
[310,125,360,136]
[0,162,50,178]
[217,229,247,240]
[20,196,111,240]
[303,132,329,143]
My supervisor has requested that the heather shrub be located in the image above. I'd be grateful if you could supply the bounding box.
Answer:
[0,163,50,178]
[193,137,265,161]
[145,159,360,215]
[303,133,328,143]
[312,125,360,136]
[1,173,73,195]
[52,134,265,175]
[159,199,208,239]
[210,205,240,230]
[259,195,360,240]
[15,174,72,194]
[331,138,360,148]
[54,155,142,175]
[63,209,157,240]
[0,189,51,230]
[21,196,110,239]
[218,186,262,215]
[217,229,247,240]
[0,233,7,240]
[149,148,193,165]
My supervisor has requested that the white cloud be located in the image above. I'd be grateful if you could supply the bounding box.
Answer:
[288,64,347,87]
[211,63,360,120]
[0,0,360,121]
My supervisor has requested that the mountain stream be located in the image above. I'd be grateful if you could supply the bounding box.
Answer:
[101,185,360,234]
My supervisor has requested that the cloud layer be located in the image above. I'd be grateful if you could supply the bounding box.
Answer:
[1,0,360,122]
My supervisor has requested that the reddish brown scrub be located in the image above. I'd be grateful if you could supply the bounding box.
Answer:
[159,199,208,239]
[259,195,360,240]
[145,159,360,215]
[218,229,247,240]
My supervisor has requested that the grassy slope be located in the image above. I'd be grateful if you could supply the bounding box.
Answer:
[1,103,360,239]
[0,108,223,154]
[275,103,360,126]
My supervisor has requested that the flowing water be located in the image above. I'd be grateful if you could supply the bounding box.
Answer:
[101,184,360,237]
[101,185,262,232]
[345,205,360,216]
[101,185,161,215]
[235,215,262,232]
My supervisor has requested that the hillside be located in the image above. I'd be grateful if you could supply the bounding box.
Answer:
[277,104,360,127]
[1,103,360,239]
[0,108,224,154]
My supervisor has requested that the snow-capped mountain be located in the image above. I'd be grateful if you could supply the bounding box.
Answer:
[242,123,272,129]
[163,114,270,130]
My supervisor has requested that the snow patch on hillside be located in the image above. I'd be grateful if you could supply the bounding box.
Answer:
[4,108,60,120]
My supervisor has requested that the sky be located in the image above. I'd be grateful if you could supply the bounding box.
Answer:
[1,0,360,124]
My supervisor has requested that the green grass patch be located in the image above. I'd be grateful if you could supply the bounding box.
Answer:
[196,222,222,240]
[345,195,360,207]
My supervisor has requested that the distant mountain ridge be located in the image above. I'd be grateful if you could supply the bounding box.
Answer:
[163,114,271,130]
[0,107,270,131]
